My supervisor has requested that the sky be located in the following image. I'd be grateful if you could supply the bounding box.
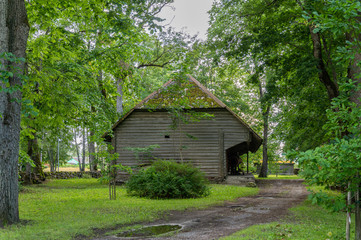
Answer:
[158,0,214,40]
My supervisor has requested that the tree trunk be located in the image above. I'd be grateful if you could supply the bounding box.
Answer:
[296,0,339,100]
[356,179,361,240]
[24,137,35,184]
[25,134,44,183]
[258,105,270,178]
[81,127,86,172]
[88,130,96,172]
[56,137,60,172]
[116,77,123,114]
[48,148,55,173]
[346,182,352,240]
[308,27,339,100]
[74,129,81,172]
[0,0,29,226]
[24,161,32,184]
[258,80,270,178]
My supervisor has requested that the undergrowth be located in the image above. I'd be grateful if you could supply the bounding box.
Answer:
[126,161,209,199]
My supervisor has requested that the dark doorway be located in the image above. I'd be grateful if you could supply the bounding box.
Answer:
[226,142,249,175]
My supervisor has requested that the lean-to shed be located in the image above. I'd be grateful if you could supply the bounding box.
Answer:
[104,75,262,181]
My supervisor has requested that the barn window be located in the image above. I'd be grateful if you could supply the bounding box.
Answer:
[164,135,170,139]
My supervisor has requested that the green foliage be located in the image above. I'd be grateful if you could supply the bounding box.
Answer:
[0,52,26,87]
[207,0,335,152]
[18,150,35,189]
[98,145,129,182]
[0,179,258,240]
[18,150,35,172]
[126,161,210,199]
[289,81,361,213]
[0,52,29,120]
[97,144,131,200]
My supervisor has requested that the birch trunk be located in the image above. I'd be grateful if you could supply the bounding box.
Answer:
[88,131,96,172]
[74,129,81,172]
[258,81,270,178]
[81,128,86,172]
[346,182,351,240]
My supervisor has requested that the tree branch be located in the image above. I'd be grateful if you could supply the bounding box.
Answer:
[137,61,170,69]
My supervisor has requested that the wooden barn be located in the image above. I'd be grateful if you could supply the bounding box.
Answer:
[104,75,262,181]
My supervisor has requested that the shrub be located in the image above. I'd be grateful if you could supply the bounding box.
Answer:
[125,160,210,199]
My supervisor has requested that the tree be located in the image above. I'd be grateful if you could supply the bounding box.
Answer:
[23,0,176,179]
[294,89,361,240]
[257,75,271,177]
[206,0,350,177]
[296,1,361,238]
[0,0,29,226]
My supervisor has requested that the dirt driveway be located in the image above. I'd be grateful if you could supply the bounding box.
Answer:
[93,179,308,240]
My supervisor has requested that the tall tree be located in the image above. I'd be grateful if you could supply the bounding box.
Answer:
[23,0,174,177]
[298,1,361,238]
[207,0,341,156]
[0,0,29,226]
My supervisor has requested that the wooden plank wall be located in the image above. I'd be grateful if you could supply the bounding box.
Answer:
[114,108,249,178]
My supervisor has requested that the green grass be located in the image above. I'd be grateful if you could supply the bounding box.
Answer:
[255,174,303,180]
[221,200,349,240]
[0,179,259,240]
[306,185,342,197]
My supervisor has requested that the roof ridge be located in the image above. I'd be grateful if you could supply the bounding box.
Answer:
[135,74,223,109]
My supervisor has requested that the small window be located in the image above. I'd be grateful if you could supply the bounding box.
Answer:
[164,135,170,139]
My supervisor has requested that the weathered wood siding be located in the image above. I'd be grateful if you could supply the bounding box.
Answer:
[114,108,249,179]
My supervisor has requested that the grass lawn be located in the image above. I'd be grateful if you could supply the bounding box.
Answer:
[255,174,303,180]
[0,179,259,240]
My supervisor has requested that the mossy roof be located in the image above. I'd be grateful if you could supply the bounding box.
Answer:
[136,75,225,109]
[104,75,262,151]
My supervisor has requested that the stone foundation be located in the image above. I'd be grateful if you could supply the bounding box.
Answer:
[224,174,256,187]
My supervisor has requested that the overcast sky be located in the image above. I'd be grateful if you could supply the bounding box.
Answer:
[158,0,214,40]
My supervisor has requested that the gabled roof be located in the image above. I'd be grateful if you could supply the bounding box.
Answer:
[136,75,226,109]
[103,75,262,150]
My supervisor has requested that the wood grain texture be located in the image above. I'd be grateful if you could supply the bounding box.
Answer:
[114,109,251,178]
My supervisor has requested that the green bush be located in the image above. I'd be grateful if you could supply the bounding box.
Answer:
[126,160,210,199]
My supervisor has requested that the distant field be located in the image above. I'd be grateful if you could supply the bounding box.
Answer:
[255,174,303,180]
[43,166,90,172]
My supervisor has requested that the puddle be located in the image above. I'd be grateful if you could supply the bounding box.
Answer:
[243,206,271,213]
[117,224,182,238]
[257,196,275,199]
[229,205,246,211]
[229,205,246,208]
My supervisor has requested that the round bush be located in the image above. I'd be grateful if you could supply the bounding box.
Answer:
[125,160,210,199]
